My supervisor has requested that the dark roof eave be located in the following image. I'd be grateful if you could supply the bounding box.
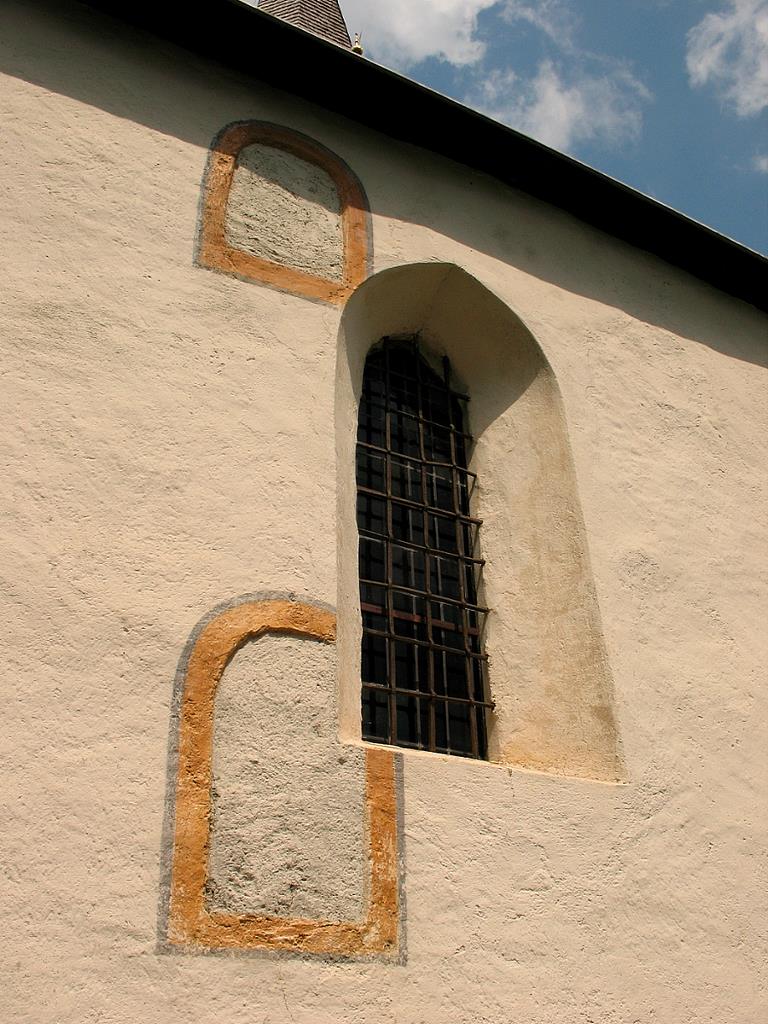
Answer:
[81,0,767,311]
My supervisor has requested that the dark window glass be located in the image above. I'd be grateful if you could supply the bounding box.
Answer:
[356,339,490,759]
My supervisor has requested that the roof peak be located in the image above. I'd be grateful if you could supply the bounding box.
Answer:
[258,0,352,49]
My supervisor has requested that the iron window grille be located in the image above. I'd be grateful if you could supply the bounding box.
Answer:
[356,338,491,759]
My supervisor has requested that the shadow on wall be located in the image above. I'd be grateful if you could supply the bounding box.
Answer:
[336,263,625,782]
[5,0,765,365]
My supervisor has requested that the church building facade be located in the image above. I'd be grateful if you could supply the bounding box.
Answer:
[2,1,766,1021]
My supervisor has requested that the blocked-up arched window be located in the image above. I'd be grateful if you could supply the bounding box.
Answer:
[356,339,491,759]
[198,121,370,305]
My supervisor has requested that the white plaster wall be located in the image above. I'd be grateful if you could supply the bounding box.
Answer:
[1,2,766,1023]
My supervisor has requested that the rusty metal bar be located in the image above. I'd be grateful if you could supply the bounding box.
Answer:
[357,338,490,758]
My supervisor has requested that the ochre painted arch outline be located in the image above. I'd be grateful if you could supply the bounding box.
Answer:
[167,600,399,956]
[198,122,371,304]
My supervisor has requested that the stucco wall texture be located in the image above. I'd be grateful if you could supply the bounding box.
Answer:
[1,2,766,1023]
[209,634,366,921]
[226,142,344,281]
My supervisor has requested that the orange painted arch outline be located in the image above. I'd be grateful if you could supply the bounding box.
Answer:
[167,600,400,956]
[198,122,371,304]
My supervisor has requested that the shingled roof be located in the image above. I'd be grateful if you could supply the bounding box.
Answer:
[258,0,351,48]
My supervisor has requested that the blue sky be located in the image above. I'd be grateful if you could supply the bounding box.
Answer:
[338,0,768,254]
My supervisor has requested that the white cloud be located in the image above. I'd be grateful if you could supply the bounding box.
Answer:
[338,0,650,154]
[686,0,768,116]
[501,0,577,48]
[340,0,497,67]
[753,153,768,170]
[339,0,579,67]
[473,60,651,152]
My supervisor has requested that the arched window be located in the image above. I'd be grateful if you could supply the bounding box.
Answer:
[356,339,491,759]
[339,264,624,781]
